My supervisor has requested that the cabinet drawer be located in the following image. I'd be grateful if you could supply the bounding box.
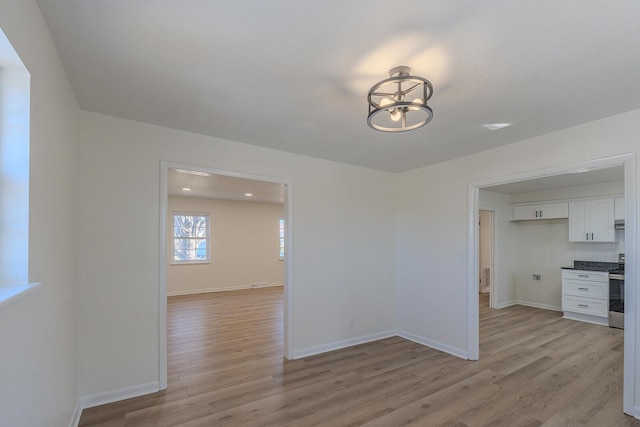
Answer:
[562,295,608,318]
[562,280,608,299]
[561,270,608,283]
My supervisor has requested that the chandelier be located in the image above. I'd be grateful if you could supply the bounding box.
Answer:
[367,66,433,132]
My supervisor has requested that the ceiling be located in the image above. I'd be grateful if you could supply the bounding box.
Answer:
[168,169,284,204]
[36,1,640,173]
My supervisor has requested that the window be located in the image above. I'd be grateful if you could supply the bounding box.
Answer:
[279,218,285,258]
[0,27,37,307]
[172,213,209,263]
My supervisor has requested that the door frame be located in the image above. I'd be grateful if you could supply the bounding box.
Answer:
[467,153,636,415]
[158,161,295,389]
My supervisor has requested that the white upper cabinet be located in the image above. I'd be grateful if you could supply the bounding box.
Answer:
[615,197,625,221]
[568,199,616,242]
[512,202,568,221]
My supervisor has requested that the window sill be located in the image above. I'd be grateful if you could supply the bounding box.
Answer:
[0,282,42,309]
[170,261,210,266]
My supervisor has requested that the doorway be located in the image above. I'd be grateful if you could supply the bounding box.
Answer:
[158,161,294,390]
[467,154,636,415]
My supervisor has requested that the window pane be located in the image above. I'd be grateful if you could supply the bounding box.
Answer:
[172,213,209,262]
[279,218,285,257]
[196,240,206,259]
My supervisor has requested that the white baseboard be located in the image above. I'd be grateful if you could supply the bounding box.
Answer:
[79,381,160,411]
[514,300,562,312]
[291,329,469,361]
[68,400,83,427]
[167,282,283,296]
[494,300,561,312]
[494,300,517,309]
[291,330,396,359]
[395,329,468,360]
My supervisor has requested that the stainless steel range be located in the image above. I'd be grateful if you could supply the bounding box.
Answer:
[609,253,625,329]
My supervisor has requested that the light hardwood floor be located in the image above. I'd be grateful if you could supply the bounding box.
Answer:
[79,288,639,426]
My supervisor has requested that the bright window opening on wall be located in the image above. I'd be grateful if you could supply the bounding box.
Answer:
[279,218,285,259]
[172,212,210,264]
[0,26,33,307]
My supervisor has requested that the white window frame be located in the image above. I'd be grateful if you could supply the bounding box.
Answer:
[171,212,210,264]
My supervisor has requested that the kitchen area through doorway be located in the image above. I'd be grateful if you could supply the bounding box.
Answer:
[479,164,625,327]
[475,162,630,415]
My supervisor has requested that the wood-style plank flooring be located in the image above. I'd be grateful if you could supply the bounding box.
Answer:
[79,288,639,426]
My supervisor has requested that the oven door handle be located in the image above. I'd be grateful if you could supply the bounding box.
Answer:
[610,274,625,280]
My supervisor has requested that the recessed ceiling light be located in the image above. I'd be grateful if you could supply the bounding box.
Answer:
[182,187,191,191]
[245,193,253,197]
[482,123,511,131]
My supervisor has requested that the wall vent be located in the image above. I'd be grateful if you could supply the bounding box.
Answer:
[483,268,491,290]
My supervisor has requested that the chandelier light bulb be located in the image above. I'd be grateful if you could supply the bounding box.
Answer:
[408,98,424,111]
[390,109,402,121]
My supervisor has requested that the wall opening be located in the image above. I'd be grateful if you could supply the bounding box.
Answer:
[468,154,636,415]
[159,162,294,389]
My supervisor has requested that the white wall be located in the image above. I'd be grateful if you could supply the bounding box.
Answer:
[396,109,640,360]
[510,180,624,204]
[513,219,574,309]
[76,111,397,399]
[0,1,79,426]
[167,197,284,294]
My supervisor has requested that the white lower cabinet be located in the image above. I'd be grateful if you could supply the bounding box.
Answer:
[561,269,609,326]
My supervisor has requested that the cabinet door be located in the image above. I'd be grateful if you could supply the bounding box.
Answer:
[568,201,589,242]
[615,197,625,221]
[513,205,538,220]
[539,202,568,219]
[589,198,615,242]
[513,202,568,220]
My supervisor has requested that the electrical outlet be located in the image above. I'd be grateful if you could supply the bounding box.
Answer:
[349,319,355,328]
[532,274,542,281]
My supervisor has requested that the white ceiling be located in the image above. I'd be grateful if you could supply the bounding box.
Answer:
[36,1,640,173]
[168,169,284,204]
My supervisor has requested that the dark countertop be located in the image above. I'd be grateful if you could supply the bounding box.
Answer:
[561,260,619,272]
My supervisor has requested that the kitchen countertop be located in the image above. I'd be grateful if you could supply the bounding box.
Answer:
[561,260,619,272]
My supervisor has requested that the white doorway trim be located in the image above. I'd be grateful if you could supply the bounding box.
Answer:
[467,153,636,416]
[158,161,295,389]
